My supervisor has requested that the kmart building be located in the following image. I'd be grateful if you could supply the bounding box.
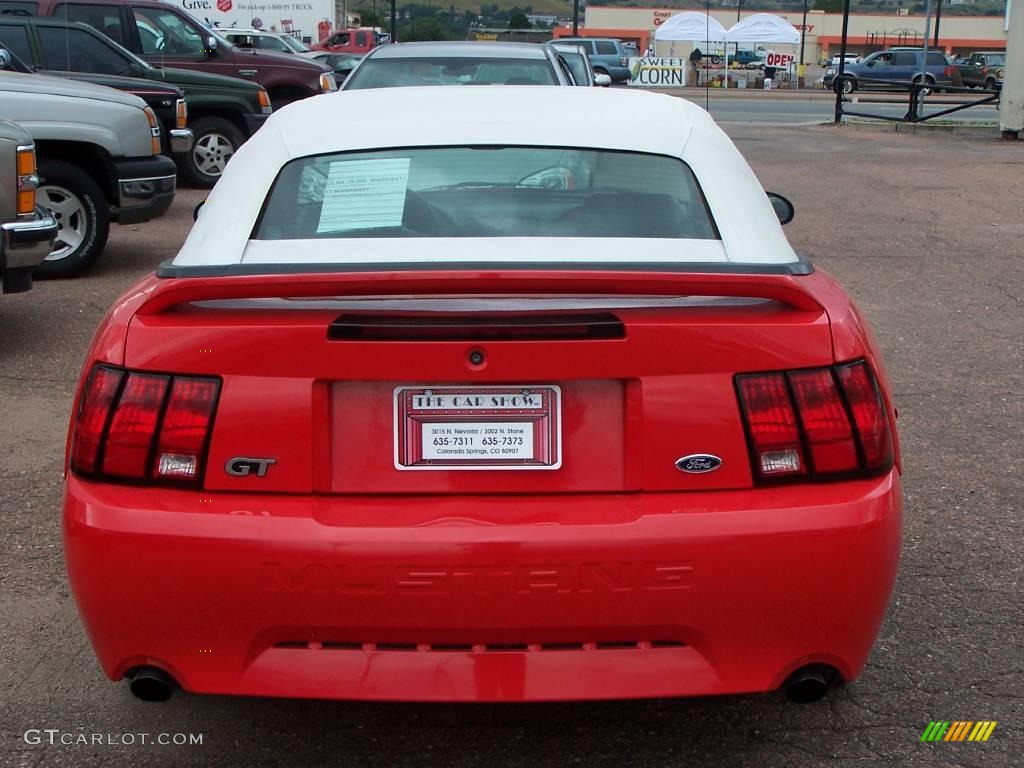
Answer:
[568,6,1009,60]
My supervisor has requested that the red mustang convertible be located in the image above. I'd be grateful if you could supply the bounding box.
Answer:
[63,87,901,704]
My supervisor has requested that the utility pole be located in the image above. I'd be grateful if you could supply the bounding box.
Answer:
[834,0,851,124]
[917,0,933,120]
[390,0,396,42]
[933,0,942,48]
[1001,0,1023,138]
[799,0,808,86]
[572,0,580,35]
[737,0,742,23]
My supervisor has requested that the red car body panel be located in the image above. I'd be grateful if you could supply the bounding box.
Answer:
[63,267,902,701]
[311,28,380,55]
[65,471,900,701]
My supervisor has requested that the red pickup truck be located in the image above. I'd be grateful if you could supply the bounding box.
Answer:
[311,27,382,55]
[0,0,336,107]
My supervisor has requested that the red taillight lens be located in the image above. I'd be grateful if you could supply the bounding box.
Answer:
[71,366,125,474]
[787,369,858,474]
[736,373,805,479]
[153,377,219,482]
[836,361,894,471]
[737,360,894,483]
[70,365,220,485]
[102,374,169,478]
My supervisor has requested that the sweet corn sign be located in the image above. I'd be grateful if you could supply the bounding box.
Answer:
[628,58,687,87]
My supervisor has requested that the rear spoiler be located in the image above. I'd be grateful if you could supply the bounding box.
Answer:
[139,265,824,315]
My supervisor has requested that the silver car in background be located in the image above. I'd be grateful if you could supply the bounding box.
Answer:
[341,41,575,89]
[548,42,612,87]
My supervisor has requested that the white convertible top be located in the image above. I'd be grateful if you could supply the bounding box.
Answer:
[175,87,799,268]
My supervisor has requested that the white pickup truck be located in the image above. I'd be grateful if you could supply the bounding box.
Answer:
[0,58,176,276]
[0,119,57,293]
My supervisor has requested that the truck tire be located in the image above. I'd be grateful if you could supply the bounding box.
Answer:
[912,74,935,96]
[34,159,110,278]
[181,116,244,189]
[834,76,856,95]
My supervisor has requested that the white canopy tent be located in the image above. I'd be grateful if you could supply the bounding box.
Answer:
[654,12,801,88]
[726,13,801,45]
[653,12,727,45]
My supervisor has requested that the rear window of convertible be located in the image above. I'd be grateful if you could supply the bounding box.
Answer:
[254,146,718,240]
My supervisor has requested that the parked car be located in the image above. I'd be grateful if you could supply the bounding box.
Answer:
[342,42,573,89]
[311,27,382,55]
[731,49,765,69]
[64,86,900,706]
[309,52,363,83]
[833,48,956,94]
[0,118,57,294]
[548,42,611,87]
[0,17,272,188]
[957,51,1004,90]
[0,68,175,276]
[554,37,632,82]
[220,29,318,58]
[0,36,192,159]
[0,0,335,107]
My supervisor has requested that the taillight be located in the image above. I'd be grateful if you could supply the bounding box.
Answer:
[16,145,38,215]
[619,56,628,67]
[944,65,955,76]
[835,361,894,471]
[736,360,894,483]
[71,365,220,485]
[736,373,805,479]
[153,377,219,481]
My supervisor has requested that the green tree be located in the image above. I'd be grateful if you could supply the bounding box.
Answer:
[508,12,531,28]
[354,8,385,28]
[404,16,447,40]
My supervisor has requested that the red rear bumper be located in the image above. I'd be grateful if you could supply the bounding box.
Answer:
[63,472,901,702]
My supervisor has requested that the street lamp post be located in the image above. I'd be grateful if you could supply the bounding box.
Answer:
[799,0,808,86]
[572,0,580,36]
[390,0,396,42]
[800,0,808,67]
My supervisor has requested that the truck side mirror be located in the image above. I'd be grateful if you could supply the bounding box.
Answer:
[206,36,218,56]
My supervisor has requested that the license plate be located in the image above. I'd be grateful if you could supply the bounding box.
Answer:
[394,385,561,470]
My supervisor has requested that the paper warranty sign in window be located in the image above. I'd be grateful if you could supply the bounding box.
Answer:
[317,157,411,234]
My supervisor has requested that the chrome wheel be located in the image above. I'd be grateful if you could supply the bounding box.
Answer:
[193,132,235,177]
[38,184,87,261]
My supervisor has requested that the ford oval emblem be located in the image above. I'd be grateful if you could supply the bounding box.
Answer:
[675,454,722,474]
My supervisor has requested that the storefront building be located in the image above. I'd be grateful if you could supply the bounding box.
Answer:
[556,7,1009,60]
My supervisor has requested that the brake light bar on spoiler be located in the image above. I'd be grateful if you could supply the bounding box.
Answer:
[137,269,825,315]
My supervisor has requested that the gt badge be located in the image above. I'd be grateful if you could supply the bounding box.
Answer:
[225,457,277,477]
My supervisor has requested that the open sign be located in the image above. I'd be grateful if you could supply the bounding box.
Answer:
[765,52,795,67]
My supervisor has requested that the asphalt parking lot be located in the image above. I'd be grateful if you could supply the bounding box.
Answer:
[1,124,1021,768]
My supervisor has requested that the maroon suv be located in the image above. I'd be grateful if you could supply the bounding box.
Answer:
[3,0,335,106]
